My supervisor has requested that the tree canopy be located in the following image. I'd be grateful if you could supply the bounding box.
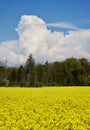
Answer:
[0,54,90,87]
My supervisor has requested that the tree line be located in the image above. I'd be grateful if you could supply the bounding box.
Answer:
[0,54,90,87]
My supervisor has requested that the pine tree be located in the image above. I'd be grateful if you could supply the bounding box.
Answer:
[25,54,35,87]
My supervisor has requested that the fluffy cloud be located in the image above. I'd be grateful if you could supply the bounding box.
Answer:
[0,15,90,66]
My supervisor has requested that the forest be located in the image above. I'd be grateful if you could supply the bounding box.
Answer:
[0,54,90,87]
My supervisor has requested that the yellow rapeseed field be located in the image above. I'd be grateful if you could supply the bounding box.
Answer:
[0,87,90,130]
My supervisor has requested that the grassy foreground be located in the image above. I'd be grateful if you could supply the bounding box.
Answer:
[0,87,90,130]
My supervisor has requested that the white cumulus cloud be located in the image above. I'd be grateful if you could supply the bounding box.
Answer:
[0,15,90,66]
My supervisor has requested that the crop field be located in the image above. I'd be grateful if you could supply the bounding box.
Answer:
[0,87,90,130]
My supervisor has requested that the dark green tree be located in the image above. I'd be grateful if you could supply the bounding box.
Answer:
[18,65,26,86]
[65,58,86,86]
[0,60,9,86]
[8,67,18,86]
[25,54,35,87]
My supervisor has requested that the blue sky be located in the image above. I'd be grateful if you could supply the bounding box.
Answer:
[0,0,90,42]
